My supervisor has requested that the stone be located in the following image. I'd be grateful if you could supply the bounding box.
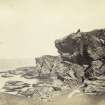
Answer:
[17,88,38,97]
[3,81,30,91]
[55,29,105,65]
[35,55,61,75]
[33,55,85,91]
[82,76,105,95]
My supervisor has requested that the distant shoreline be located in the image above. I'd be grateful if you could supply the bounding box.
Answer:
[0,58,35,71]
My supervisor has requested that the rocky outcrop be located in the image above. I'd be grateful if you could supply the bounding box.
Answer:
[55,29,105,95]
[35,55,84,85]
[1,29,105,101]
[1,55,84,101]
[55,29,105,63]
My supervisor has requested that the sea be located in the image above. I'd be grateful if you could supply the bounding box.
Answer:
[0,58,35,71]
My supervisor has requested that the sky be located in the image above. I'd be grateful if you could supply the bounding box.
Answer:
[0,0,105,59]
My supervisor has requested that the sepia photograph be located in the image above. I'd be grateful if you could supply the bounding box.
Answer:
[0,0,105,105]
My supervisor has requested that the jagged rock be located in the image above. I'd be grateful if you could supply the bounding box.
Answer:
[54,29,105,95]
[55,29,105,64]
[34,55,84,85]
[91,60,104,76]
[35,55,61,75]
[17,88,38,97]
[55,29,105,80]
[3,81,30,91]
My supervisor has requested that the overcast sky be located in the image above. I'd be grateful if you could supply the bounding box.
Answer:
[0,0,105,59]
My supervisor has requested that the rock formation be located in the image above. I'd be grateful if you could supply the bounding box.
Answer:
[55,29,105,78]
[1,29,105,101]
[55,29,105,62]
[55,28,105,95]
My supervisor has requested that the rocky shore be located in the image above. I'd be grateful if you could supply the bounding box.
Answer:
[1,29,105,102]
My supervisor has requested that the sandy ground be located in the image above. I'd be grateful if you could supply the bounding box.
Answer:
[0,91,105,105]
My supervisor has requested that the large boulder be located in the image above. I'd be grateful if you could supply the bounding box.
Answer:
[55,29,105,65]
[54,29,105,96]
[35,55,61,75]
